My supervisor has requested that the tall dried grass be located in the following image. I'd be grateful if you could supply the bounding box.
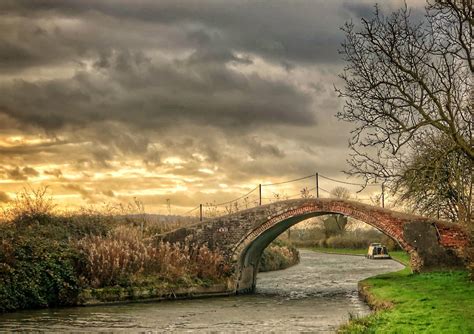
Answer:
[76,225,230,288]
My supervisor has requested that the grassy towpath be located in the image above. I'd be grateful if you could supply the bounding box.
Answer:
[307,247,473,333]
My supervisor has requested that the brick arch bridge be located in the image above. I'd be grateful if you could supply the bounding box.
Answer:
[162,198,469,293]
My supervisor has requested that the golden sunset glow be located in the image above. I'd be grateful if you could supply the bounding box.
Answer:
[0,0,410,214]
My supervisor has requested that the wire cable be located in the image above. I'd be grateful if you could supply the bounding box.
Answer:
[319,174,380,187]
[182,173,381,216]
[214,185,259,206]
[261,174,315,187]
[182,205,200,215]
[318,186,332,194]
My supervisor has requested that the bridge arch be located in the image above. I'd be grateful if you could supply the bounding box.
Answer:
[162,198,469,294]
[231,199,413,292]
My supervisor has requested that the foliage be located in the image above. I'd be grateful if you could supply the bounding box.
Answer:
[0,226,81,312]
[290,223,400,251]
[322,215,348,238]
[2,186,56,223]
[339,270,474,333]
[0,187,231,312]
[330,186,351,200]
[259,240,300,272]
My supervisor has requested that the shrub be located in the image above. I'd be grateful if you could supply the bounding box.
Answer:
[259,240,300,272]
[290,226,401,251]
[3,187,56,224]
[191,243,230,279]
[0,227,81,312]
[0,188,232,313]
[325,234,371,249]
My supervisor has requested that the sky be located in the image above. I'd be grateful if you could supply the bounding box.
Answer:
[0,0,425,214]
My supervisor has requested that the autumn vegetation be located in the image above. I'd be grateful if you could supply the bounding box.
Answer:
[259,239,300,272]
[0,188,231,312]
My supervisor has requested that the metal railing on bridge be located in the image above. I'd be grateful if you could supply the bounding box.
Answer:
[182,173,384,221]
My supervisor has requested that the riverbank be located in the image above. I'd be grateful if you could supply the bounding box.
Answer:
[0,208,234,313]
[78,280,234,306]
[77,240,300,306]
[318,248,474,333]
[341,269,474,333]
[0,200,300,312]
[0,250,402,332]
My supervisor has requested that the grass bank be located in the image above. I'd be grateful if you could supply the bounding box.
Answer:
[307,247,474,333]
[341,269,474,333]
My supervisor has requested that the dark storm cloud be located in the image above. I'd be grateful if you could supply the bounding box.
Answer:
[0,136,69,156]
[342,2,375,18]
[1,0,354,65]
[0,0,384,135]
[102,189,115,197]
[244,137,285,159]
[22,166,39,177]
[63,183,95,201]
[0,48,315,132]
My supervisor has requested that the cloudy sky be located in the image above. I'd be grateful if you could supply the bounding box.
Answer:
[0,0,424,214]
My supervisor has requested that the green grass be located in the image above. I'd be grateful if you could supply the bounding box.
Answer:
[341,270,474,333]
[306,247,473,333]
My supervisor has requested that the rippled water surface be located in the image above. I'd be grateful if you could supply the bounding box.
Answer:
[0,250,404,333]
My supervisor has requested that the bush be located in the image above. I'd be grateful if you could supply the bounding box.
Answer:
[2,187,55,224]
[325,234,371,249]
[75,227,148,287]
[259,240,300,272]
[0,227,81,312]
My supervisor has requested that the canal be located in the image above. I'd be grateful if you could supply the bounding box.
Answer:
[0,250,404,332]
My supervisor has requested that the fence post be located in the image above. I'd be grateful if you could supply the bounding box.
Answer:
[199,204,203,221]
[259,184,262,206]
[381,184,385,208]
[315,172,319,198]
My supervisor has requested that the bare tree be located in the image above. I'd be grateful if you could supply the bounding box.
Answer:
[337,1,473,222]
[330,186,351,200]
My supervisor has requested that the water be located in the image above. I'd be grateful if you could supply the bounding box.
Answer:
[0,250,404,333]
